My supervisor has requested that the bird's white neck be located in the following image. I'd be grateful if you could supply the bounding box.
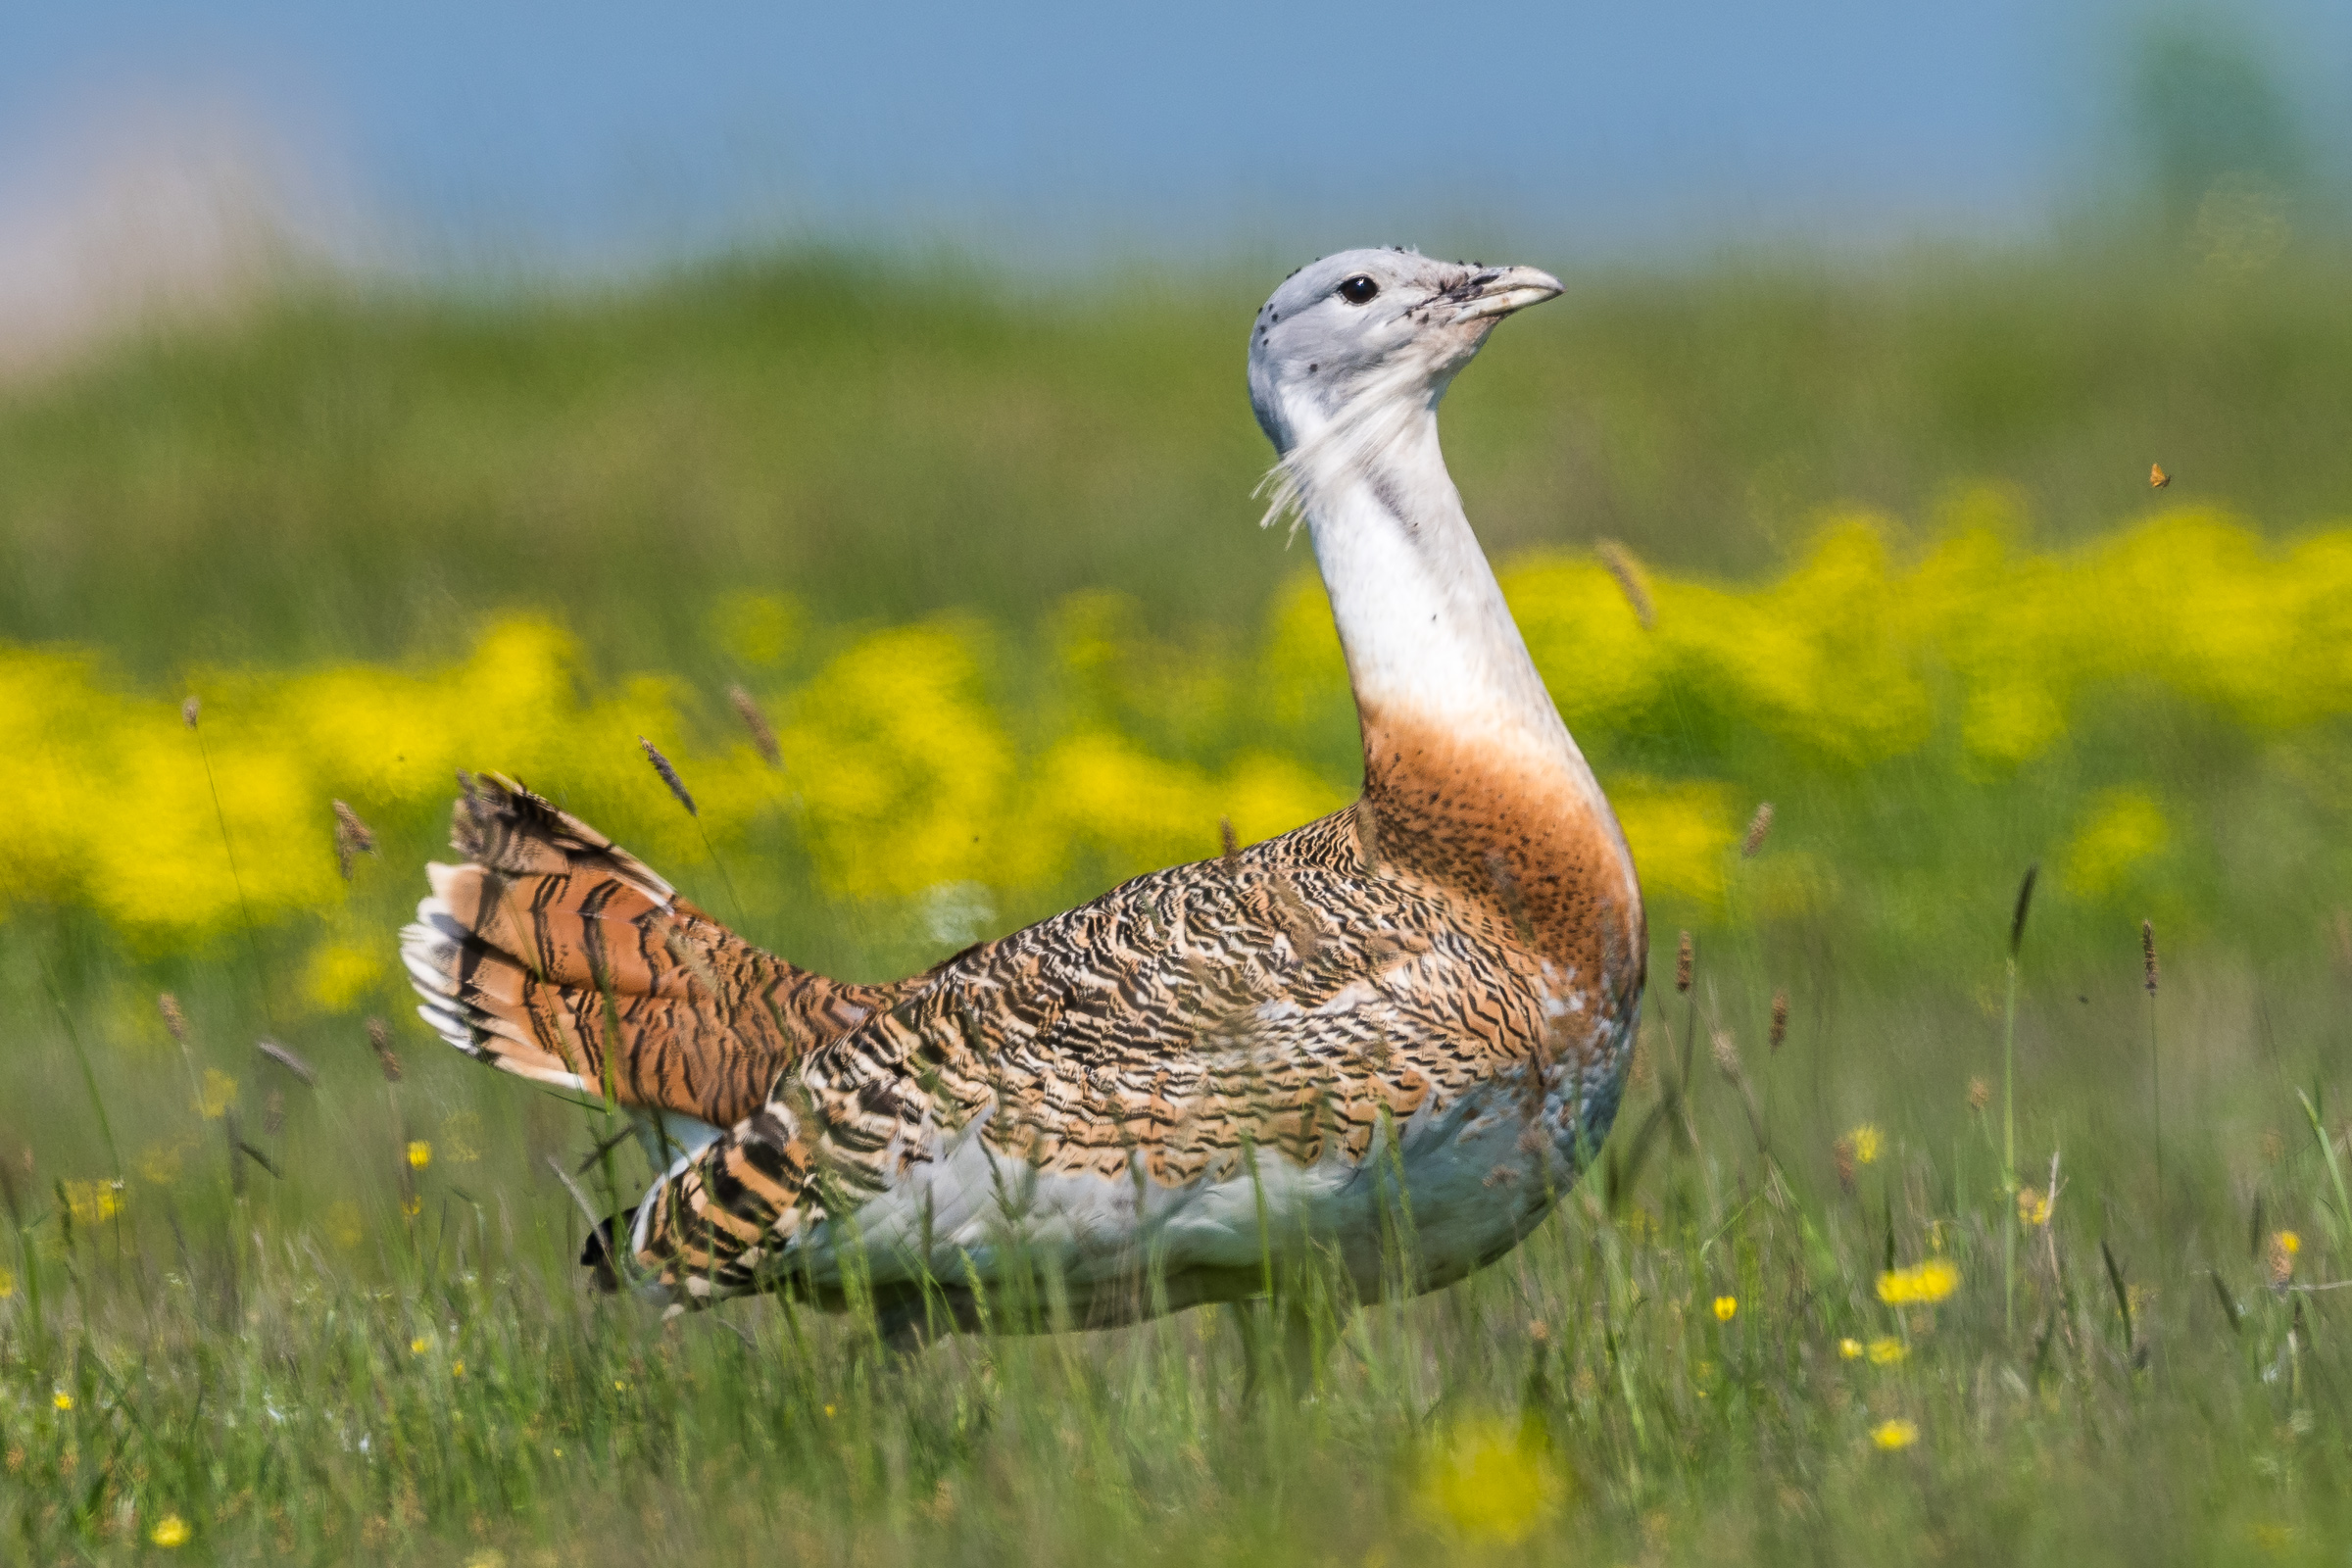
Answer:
[1290,403,1585,779]
[1271,384,1642,974]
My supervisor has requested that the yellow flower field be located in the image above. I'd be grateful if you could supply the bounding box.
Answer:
[4,506,2348,975]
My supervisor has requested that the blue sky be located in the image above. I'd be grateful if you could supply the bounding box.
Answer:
[6,1,2347,268]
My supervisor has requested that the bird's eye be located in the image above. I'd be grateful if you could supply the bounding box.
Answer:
[1337,274,1380,305]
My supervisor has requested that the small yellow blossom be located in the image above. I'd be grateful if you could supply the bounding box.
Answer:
[402,1196,421,1217]
[61,1179,124,1226]
[2277,1231,2301,1256]
[2017,1189,2052,1226]
[452,1360,466,1379]
[824,1403,836,1418]
[1871,1419,1919,1450]
[0,1267,14,1299]
[303,940,387,1013]
[411,1337,429,1355]
[1877,1259,1960,1305]
[1712,1296,1738,1322]
[150,1514,191,1548]
[196,1068,238,1121]
[1848,1125,1883,1165]
[1868,1337,1905,1365]
[138,1139,193,1187]
[1418,1416,1563,1544]
[52,1391,74,1411]
[407,1141,432,1170]
[1838,1338,1863,1359]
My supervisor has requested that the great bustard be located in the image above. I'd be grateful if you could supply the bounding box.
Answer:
[402,250,1645,1334]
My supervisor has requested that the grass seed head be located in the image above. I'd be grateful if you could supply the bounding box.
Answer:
[2141,918,2159,995]
[367,1017,403,1082]
[1968,1076,1991,1112]
[1741,802,1775,858]
[2009,863,2038,959]
[331,800,378,880]
[257,1038,317,1086]
[2270,1230,2299,1288]
[158,993,190,1048]
[1710,1028,1741,1080]
[639,737,698,816]
[180,696,200,729]
[1769,991,1789,1053]
[1219,815,1241,871]
[1676,930,1693,994]
[1595,538,1655,629]
[729,685,783,767]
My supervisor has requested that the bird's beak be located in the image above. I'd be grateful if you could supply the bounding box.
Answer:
[1449,265,1564,324]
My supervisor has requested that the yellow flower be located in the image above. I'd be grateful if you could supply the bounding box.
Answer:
[61,1179,124,1226]
[1712,1296,1738,1322]
[2277,1231,2301,1256]
[1877,1259,1960,1305]
[1418,1416,1563,1544]
[1838,1338,1863,1360]
[402,1196,421,1217]
[2017,1189,2052,1227]
[411,1337,428,1355]
[1871,1419,1919,1450]
[1848,1125,1883,1165]
[2060,790,2169,900]
[407,1141,432,1170]
[51,1391,74,1411]
[1868,1337,1905,1365]
[302,940,387,1013]
[196,1068,238,1121]
[452,1360,466,1378]
[150,1514,191,1548]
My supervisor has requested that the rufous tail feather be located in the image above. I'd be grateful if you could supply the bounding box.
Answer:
[400,773,893,1130]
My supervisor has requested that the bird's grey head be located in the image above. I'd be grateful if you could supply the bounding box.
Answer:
[1247,248,1562,455]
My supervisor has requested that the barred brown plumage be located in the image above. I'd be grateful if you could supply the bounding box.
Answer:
[400,249,1646,1338]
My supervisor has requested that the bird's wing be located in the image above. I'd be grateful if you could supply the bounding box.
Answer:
[632,814,1555,1299]
[401,774,900,1129]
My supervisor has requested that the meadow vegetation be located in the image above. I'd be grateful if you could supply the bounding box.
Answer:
[2,241,2350,1562]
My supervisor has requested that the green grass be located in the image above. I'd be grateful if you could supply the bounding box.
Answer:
[5,239,2352,1563]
